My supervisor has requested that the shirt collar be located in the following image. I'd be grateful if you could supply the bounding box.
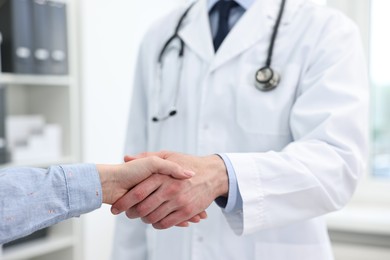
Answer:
[207,0,254,11]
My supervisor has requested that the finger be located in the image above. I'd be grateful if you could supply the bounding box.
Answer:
[123,153,153,162]
[124,155,194,179]
[175,222,189,227]
[174,213,207,227]
[141,201,177,224]
[123,155,138,162]
[199,211,208,219]
[126,151,171,160]
[184,211,207,224]
[111,175,162,215]
[143,207,203,225]
[152,205,196,229]
[135,152,159,158]
[125,190,166,219]
[147,156,195,179]
[187,215,201,223]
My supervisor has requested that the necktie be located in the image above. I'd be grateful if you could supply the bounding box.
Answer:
[213,0,238,51]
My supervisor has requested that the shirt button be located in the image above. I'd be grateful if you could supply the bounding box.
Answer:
[203,124,209,130]
[197,236,204,243]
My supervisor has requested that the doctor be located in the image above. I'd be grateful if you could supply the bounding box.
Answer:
[112,0,368,259]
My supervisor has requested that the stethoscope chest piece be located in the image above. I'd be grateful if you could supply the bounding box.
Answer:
[255,67,280,91]
[152,0,286,122]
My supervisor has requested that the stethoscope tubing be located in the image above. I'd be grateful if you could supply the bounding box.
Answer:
[158,2,196,64]
[266,0,286,68]
[153,0,286,122]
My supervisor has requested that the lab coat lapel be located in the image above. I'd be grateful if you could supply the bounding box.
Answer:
[179,0,214,64]
[210,0,306,71]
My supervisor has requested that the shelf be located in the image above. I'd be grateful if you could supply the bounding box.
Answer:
[0,0,81,259]
[2,235,74,260]
[0,156,77,169]
[0,73,72,87]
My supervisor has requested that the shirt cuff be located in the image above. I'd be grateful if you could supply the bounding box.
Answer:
[60,164,103,218]
[215,153,243,213]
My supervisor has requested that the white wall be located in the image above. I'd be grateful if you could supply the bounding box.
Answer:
[78,0,183,259]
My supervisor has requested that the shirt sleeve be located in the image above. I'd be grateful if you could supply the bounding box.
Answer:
[215,153,243,213]
[0,164,102,244]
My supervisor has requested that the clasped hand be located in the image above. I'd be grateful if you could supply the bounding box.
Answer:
[110,151,229,229]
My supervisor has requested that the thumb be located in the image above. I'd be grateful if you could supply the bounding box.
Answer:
[147,156,195,179]
[124,152,158,162]
[124,155,138,162]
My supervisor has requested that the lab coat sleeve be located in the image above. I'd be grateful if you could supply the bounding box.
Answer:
[224,15,369,235]
[111,34,150,260]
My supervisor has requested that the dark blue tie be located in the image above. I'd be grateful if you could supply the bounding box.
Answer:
[213,0,238,51]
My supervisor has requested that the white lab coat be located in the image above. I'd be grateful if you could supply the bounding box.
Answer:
[113,0,368,259]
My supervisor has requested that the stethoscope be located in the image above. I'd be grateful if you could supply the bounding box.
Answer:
[152,0,287,122]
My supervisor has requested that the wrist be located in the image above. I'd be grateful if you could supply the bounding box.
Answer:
[205,155,229,198]
[96,164,119,204]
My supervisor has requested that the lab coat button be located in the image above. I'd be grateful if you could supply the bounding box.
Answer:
[197,236,203,242]
[203,124,209,130]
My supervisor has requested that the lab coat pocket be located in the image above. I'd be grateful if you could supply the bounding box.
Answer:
[236,64,300,135]
[255,243,333,260]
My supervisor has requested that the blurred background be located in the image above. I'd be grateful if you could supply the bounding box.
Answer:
[0,0,389,259]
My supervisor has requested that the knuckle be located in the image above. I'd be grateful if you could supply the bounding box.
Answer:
[175,195,188,207]
[139,152,150,157]
[174,164,182,173]
[149,156,162,168]
[182,206,193,217]
[166,184,180,196]
[132,189,147,202]
[159,150,171,158]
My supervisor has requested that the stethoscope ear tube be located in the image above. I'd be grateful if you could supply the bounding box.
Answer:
[153,0,287,122]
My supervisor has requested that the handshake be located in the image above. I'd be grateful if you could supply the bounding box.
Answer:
[97,151,229,229]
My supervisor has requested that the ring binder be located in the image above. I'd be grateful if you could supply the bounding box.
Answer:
[0,32,9,164]
[0,0,35,74]
[0,0,69,75]
[32,0,51,74]
[48,0,68,75]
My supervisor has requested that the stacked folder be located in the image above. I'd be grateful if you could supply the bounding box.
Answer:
[0,84,8,164]
[0,32,9,164]
[0,0,68,75]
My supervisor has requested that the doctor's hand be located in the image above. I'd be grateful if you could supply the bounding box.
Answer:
[111,151,229,229]
[96,156,195,206]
